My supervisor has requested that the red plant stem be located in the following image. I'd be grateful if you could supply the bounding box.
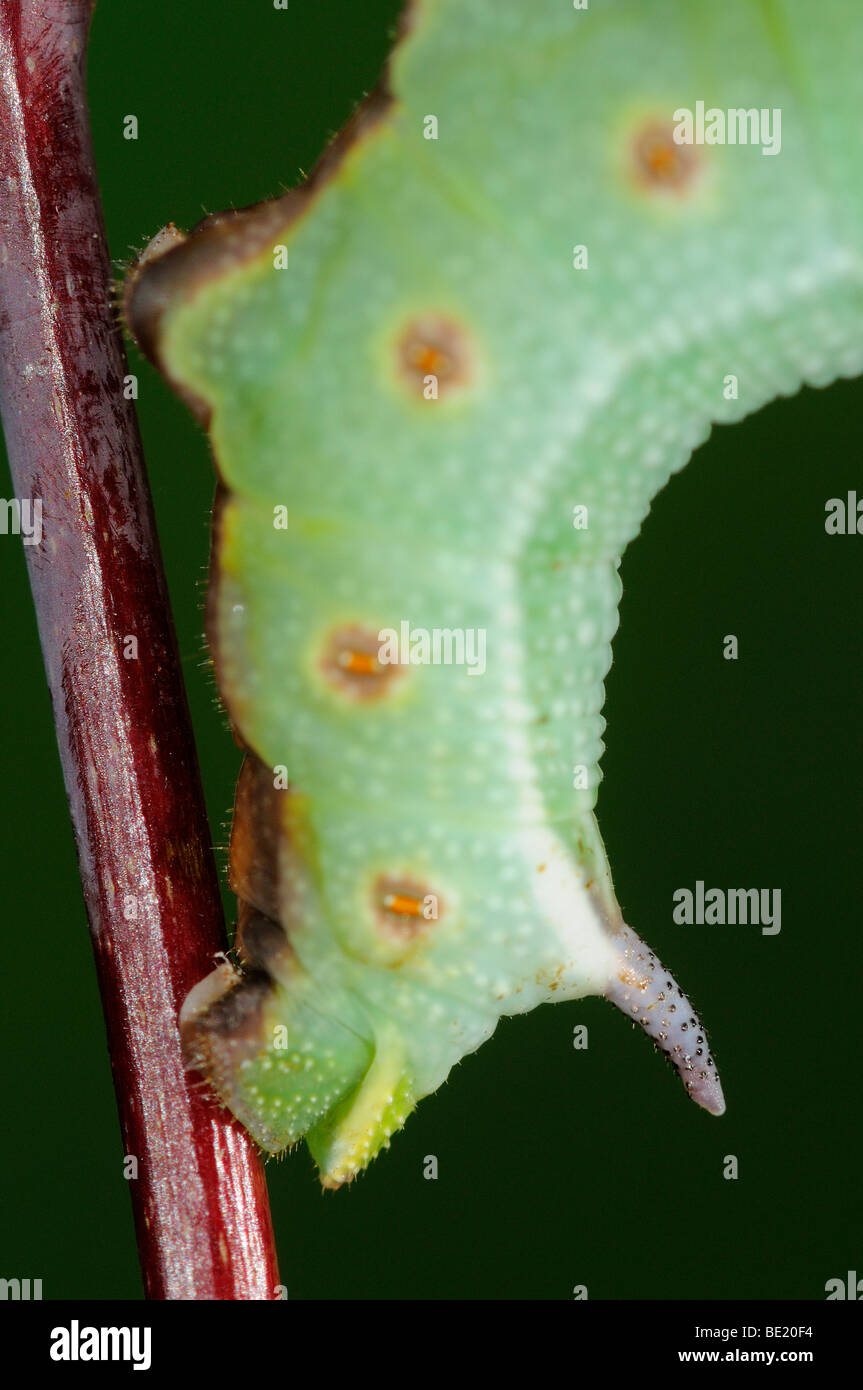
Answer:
[0,0,279,1299]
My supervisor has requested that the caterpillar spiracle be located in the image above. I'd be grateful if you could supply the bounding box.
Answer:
[125,0,863,1187]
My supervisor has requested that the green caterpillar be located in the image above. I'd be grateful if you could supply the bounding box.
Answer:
[126,0,863,1187]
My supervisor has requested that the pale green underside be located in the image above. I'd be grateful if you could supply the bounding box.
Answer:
[158,0,863,1175]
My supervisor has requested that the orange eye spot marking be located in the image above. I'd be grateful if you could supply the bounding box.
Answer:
[320,625,402,701]
[395,314,472,397]
[631,121,701,193]
[408,343,449,376]
[374,875,442,941]
[382,892,423,917]
[338,649,380,676]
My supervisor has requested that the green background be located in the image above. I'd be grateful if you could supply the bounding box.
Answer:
[1,0,861,1299]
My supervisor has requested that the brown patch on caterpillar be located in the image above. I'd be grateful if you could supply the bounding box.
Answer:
[374,874,441,941]
[229,751,284,924]
[179,960,275,1090]
[181,751,314,1107]
[319,624,404,700]
[630,120,701,194]
[394,0,423,43]
[235,900,293,976]
[228,751,320,956]
[180,754,291,1079]
[395,314,473,398]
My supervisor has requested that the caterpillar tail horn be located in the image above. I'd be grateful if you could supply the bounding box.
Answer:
[604,923,726,1116]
